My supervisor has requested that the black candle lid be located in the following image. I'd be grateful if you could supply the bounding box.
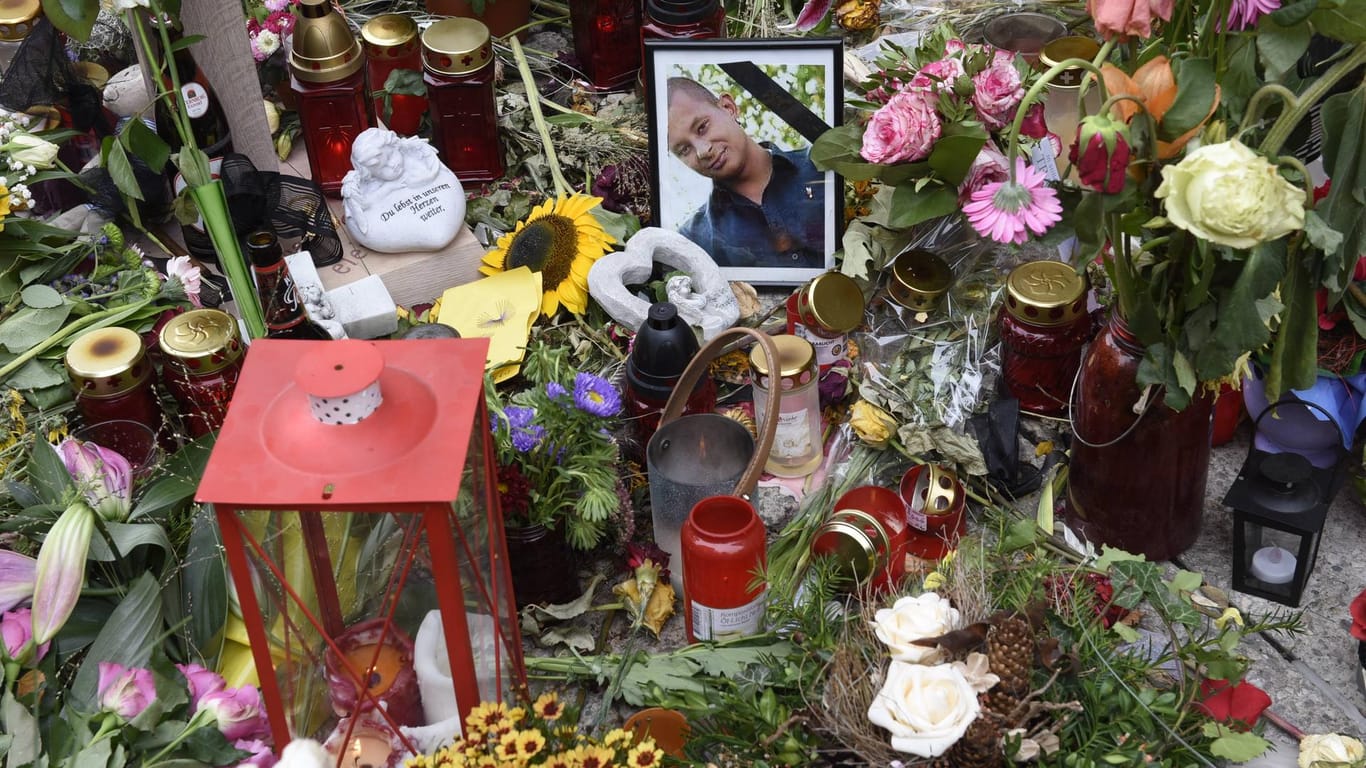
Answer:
[645,0,720,27]
[626,302,701,401]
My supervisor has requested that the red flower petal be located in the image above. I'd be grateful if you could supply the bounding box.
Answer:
[1195,679,1272,729]
[1350,589,1366,642]
[793,0,833,31]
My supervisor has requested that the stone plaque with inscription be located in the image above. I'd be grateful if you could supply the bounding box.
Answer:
[341,127,466,253]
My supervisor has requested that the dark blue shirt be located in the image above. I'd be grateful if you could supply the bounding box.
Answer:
[678,145,827,270]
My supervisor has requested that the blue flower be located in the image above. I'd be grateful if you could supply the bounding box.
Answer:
[511,425,545,453]
[499,406,544,452]
[546,381,568,400]
[505,406,535,429]
[572,373,621,418]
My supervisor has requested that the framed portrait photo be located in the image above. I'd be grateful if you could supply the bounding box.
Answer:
[645,38,843,286]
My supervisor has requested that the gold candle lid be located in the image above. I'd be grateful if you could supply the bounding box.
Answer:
[749,334,817,390]
[0,0,39,42]
[798,271,864,334]
[832,508,891,557]
[159,309,244,375]
[887,249,952,313]
[74,62,110,89]
[290,0,365,83]
[65,327,149,397]
[1006,260,1087,327]
[812,518,879,586]
[361,14,418,55]
[909,464,962,518]
[421,17,493,76]
[1039,36,1101,87]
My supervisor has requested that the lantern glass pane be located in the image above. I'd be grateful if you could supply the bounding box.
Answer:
[1240,523,1303,598]
[233,508,440,740]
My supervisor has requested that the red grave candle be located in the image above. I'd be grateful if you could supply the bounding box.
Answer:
[290,0,374,197]
[898,464,967,561]
[681,496,766,643]
[325,618,423,728]
[570,0,643,91]
[422,19,503,185]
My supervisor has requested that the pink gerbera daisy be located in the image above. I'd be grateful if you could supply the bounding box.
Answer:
[1226,0,1280,29]
[963,158,1062,244]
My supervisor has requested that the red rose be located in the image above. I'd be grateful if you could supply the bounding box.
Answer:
[1350,589,1366,642]
[1194,679,1271,729]
[1070,114,1131,195]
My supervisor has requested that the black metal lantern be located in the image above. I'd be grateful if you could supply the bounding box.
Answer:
[1224,400,1349,607]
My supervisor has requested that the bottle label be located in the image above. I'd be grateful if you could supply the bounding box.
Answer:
[907,506,929,532]
[182,82,210,119]
[794,323,847,367]
[691,592,766,641]
[772,409,813,460]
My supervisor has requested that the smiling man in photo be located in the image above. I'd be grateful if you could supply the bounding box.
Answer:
[665,76,826,270]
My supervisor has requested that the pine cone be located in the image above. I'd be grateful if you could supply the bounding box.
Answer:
[946,717,1003,768]
[983,616,1035,720]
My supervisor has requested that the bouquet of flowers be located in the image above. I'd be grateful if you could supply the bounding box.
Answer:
[487,343,624,550]
[405,692,665,768]
[812,26,1049,231]
[243,0,297,68]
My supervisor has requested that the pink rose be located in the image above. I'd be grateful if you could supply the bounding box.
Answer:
[1,608,49,663]
[1087,0,1174,40]
[944,38,967,55]
[200,687,270,742]
[910,56,966,93]
[97,662,157,720]
[234,738,277,768]
[971,61,1025,131]
[860,90,942,164]
[177,663,226,712]
[1019,103,1048,140]
[957,144,1010,205]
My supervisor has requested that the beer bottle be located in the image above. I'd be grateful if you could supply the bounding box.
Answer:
[247,230,332,340]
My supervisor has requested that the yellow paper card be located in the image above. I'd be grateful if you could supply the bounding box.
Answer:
[438,267,541,382]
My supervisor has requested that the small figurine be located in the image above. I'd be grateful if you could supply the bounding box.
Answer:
[340,127,465,253]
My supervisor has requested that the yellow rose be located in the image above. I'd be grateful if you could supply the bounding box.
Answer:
[1155,139,1305,250]
[850,400,897,449]
[1298,734,1366,768]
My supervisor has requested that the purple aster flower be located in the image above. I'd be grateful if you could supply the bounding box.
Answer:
[546,381,568,399]
[504,406,535,430]
[573,373,621,418]
[1226,0,1279,29]
[511,424,545,453]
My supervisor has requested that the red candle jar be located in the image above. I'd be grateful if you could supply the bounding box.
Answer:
[290,0,374,197]
[158,309,244,438]
[65,327,168,449]
[361,14,427,136]
[999,260,1091,416]
[681,496,766,643]
[898,464,967,560]
[641,0,724,59]
[325,618,423,728]
[811,486,909,593]
[785,271,863,373]
[422,18,504,185]
[570,0,643,91]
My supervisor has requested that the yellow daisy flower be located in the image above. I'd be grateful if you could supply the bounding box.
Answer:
[569,745,617,768]
[625,740,663,768]
[495,732,522,762]
[479,194,615,318]
[602,729,633,749]
[515,729,546,759]
[0,184,10,233]
[533,692,564,721]
[543,755,573,768]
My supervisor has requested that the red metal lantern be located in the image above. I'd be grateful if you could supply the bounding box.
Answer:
[197,339,526,765]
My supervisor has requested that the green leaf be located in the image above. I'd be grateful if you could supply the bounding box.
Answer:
[926,124,987,186]
[7,359,65,391]
[0,304,72,353]
[87,522,173,562]
[694,641,794,678]
[887,184,957,229]
[20,284,63,309]
[1310,0,1366,41]
[1,690,39,768]
[1269,0,1319,25]
[1221,39,1262,121]
[70,572,163,712]
[128,476,198,523]
[1159,58,1217,142]
[168,34,206,53]
[40,0,98,41]
[1304,210,1344,255]
[1265,254,1320,400]
[182,506,227,659]
[122,119,171,176]
[381,67,426,97]
[1110,559,1165,609]
[180,728,247,765]
[1192,240,1285,380]
[1257,16,1312,80]
[1317,88,1365,290]
[1168,569,1203,593]
[1002,517,1040,552]
[27,438,74,506]
[1209,729,1271,762]
[106,140,144,201]
[1111,622,1140,643]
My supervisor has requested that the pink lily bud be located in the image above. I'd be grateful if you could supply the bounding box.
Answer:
[31,501,96,645]
[1069,114,1132,195]
[0,550,36,613]
[97,662,158,720]
[199,686,270,741]
[57,438,132,522]
[2,608,50,663]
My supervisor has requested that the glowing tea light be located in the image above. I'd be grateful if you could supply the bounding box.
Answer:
[344,642,405,696]
[325,619,422,727]
[350,731,392,768]
[1249,546,1297,585]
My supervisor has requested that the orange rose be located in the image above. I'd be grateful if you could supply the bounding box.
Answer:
[1102,56,1219,159]
[1087,0,1174,40]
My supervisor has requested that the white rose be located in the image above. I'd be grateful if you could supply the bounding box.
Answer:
[112,0,150,9]
[1298,733,1366,768]
[1155,139,1306,250]
[871,592,961,664]
[5,134,58,169]
[868,661,981,757]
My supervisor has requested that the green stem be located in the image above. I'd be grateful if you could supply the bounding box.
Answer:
[509,37,573,198]
[1005,51,1113,182]
[1275,156,1317,211]
[142,713,212,768]
[1261,43,1366,156]
[1240,84,1299,135]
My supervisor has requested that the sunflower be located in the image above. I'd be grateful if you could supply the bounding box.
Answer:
[480,194,615,318]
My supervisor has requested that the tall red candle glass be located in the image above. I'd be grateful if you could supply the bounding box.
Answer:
[361,14,426,136]
[570,0,643,91]
[158,308,244,438]
[422,18,503,185]
[681,496,766,643]
[999,260,1092,416]
[291,0,374,196]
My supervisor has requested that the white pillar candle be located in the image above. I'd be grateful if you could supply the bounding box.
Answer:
[1249,545,1297,585]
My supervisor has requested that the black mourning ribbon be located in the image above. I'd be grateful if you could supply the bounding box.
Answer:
[181,153,342,268]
